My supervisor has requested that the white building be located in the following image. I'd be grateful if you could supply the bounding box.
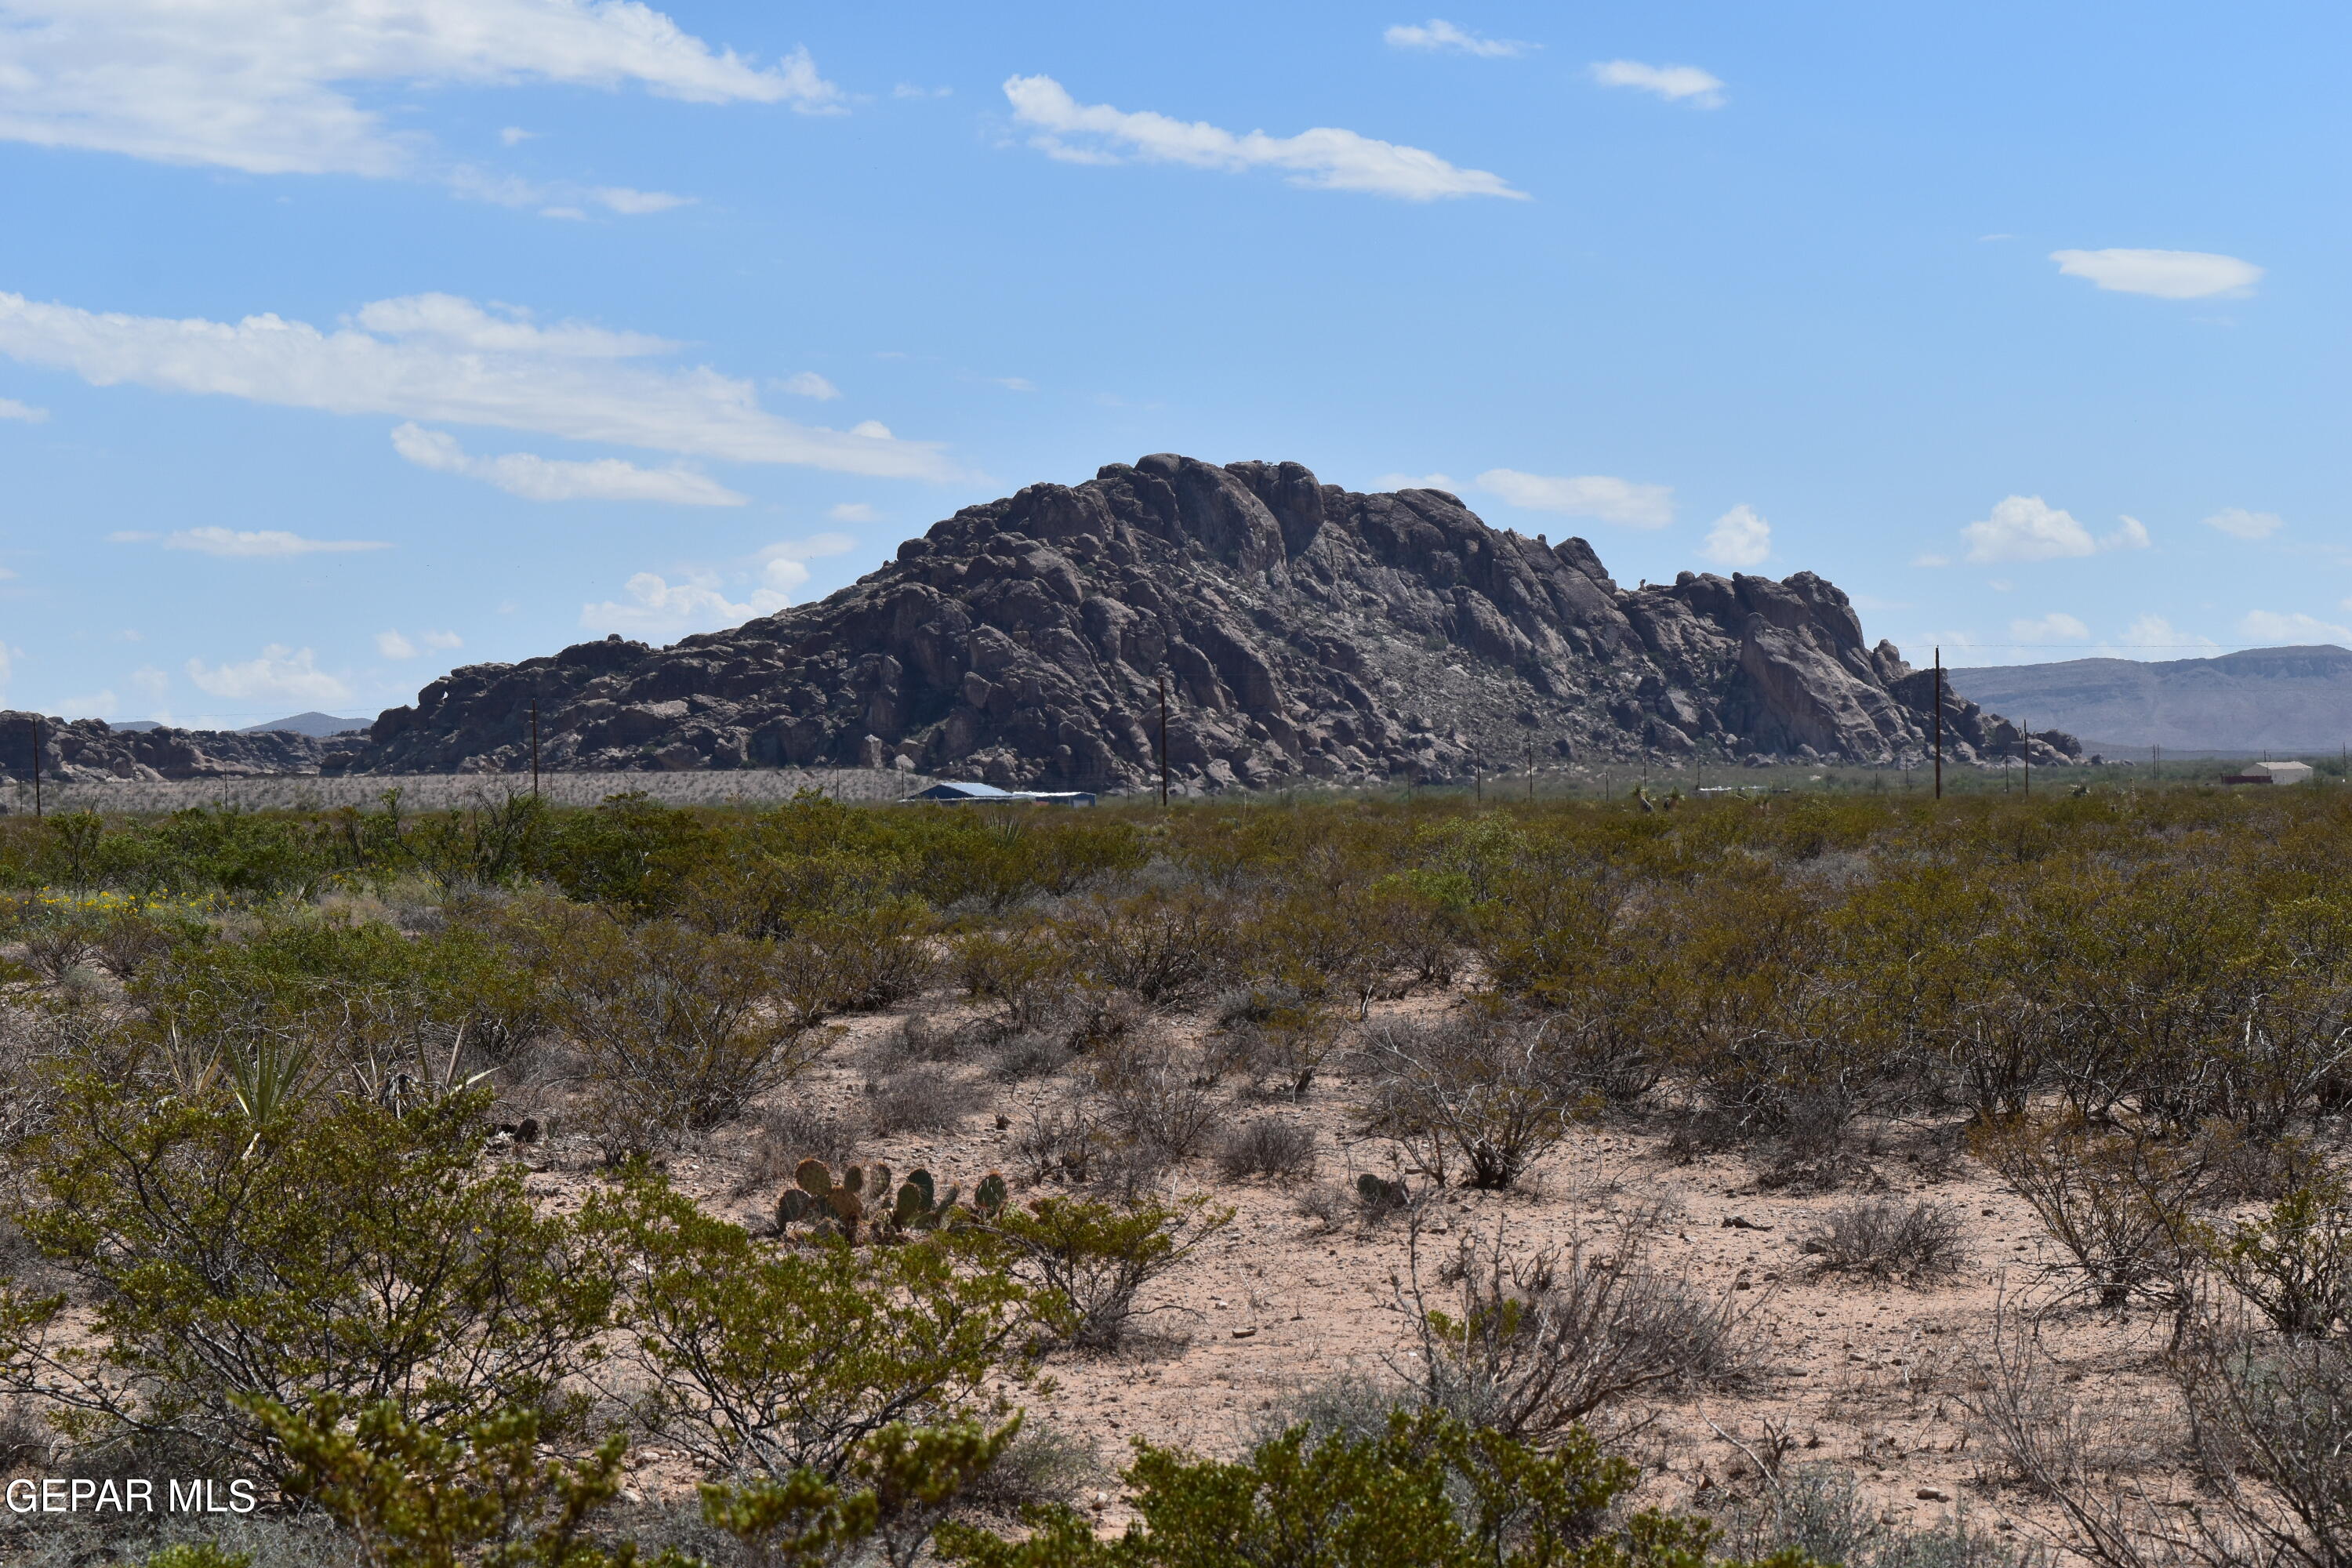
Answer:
[2222,759,2314,786]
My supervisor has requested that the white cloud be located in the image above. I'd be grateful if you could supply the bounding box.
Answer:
[1383,20,1533,58]
[0,289,961,480]
[591,186,693,215]
[2242,609,2352,648]
[828,503,877,522]
[2111,615,2218,654]
[0,1,841,179]
[993,376,1037,392]
[1589,60,1725,107]
[2205,507,2282,540]
[1475,468,1673,528]
[0,397,47,422]
[186,644,352,704]
[499,126,536,147]
[580,572,783,637]
[2009,612,2089,644]
[779,372,840,400]
[377,627,462,658]
[1959,495,2148,563]
[1375,472,1457,492]
[893,83,952,99]
[0,564,15,580]
[850,419,893,439]
[1003,74,1524,201]
[1700,503,1770,568]
[1912,553,1952,568]
[2050,249,2263,300]
[391,423,745,505]
[164,527,390,557]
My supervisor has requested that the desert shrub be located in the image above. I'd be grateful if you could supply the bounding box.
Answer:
[736,1100,858,1195]
[2198,1180,2352,1337]
[1216,1116,1317,1182]
[1796,1199,1968,1287]
[1209,984,1345,1099]
[953,926,1076,1033]
[972,1193,1233,1352]
[1972,1116,2218,1309]
[0,1083,613,1481]
[17,906,98,983]
[1396,1221,1755,1443]
[545,916,818,1156]
[779,900,938,1021]
[1715,1465,2034,1568]
[2172,1329,2352,1568]
[579,1171,1035,1479]
[1359,1014,1580,1190]
[868,1064,978,1136]
[260,1391,1013,1568]
[1058,887,1235,1004]
[958,1419,1104,1515]
[940,1408,1777,1568]
[861,1012,965,1074]
[1093,1040,1218,1168]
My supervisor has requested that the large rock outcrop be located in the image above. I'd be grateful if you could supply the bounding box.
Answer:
[0,713,331,786]
[328,455,2072,791]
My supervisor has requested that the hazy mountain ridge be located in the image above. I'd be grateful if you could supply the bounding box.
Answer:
[1951,645,2352,756]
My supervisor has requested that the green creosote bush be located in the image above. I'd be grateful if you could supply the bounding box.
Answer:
[0,1083,614,1483]
[543,914,823,1156]
[1970,1115,2221,1311]
[971,1192,1234,1352]
[2197,1178,2352,1337]
[255,1390,1015,1568]
[578,1169,1035,1479]
[937,1407,1821,1568]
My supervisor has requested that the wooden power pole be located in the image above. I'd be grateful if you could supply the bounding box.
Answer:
[1156,671,1170,808]
[529,699,542,798]
[29,714,40,820]
[1932,647,1944,801]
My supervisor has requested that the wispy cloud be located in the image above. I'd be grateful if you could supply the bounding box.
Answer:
[151,527,390,558]
[0,289,962,481]
[391,423,746,506]
[1589,60,1725,107]
[376,628,462,659]
[2051,249,2262,299]
[1701,503,1770,568]
[1958,496,2149,564]
[2205,507,2282,540]
[2009,612,2089,643]
[0,0,840,180]
[186,644,352,704]
[582,532,856,638]
[2242,609,2352,647]
[828,503,878,522]
[1383,20,1534,58]
[1003,74,1525,201]
[1374,472,1457,492]
[778,372,841,401]
[1475,468,1673,528]
[0,397,47,423]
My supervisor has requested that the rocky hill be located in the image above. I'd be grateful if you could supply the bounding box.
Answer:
[1952,645,2352,757]
[324,454,2071,793]
[0,713,329,787]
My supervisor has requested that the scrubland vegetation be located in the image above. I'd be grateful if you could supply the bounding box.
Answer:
[0,779,2348,1566]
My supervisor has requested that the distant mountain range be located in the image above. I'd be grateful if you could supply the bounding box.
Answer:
[1951,645,2352,757]
[111,712,369,738]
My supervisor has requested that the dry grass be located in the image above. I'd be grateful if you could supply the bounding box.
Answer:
[9,768,945,817]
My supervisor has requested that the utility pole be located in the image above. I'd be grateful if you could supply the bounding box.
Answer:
[529,699,541,799]
[1932,647,1944,801]
[29,714,40,820]
[1526,739,1535,801]
[1472,743,1481,802]
[2023,718,2030,796]
[1156,671,1170,808]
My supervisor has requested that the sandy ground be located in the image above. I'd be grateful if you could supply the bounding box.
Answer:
[508,991,2189,1544]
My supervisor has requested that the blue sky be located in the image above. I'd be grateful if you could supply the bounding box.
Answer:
[0,2,2344,725]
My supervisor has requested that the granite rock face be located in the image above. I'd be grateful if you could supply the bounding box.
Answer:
[0,713,331,786]
[337,455,2076,789]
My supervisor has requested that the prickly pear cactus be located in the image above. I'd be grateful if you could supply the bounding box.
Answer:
[778,1188,818,1227]
[905,1169,936,1210]
[844,1164,866,1196]
[975,1171,1008,1219]
[795,1159,832,1198]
